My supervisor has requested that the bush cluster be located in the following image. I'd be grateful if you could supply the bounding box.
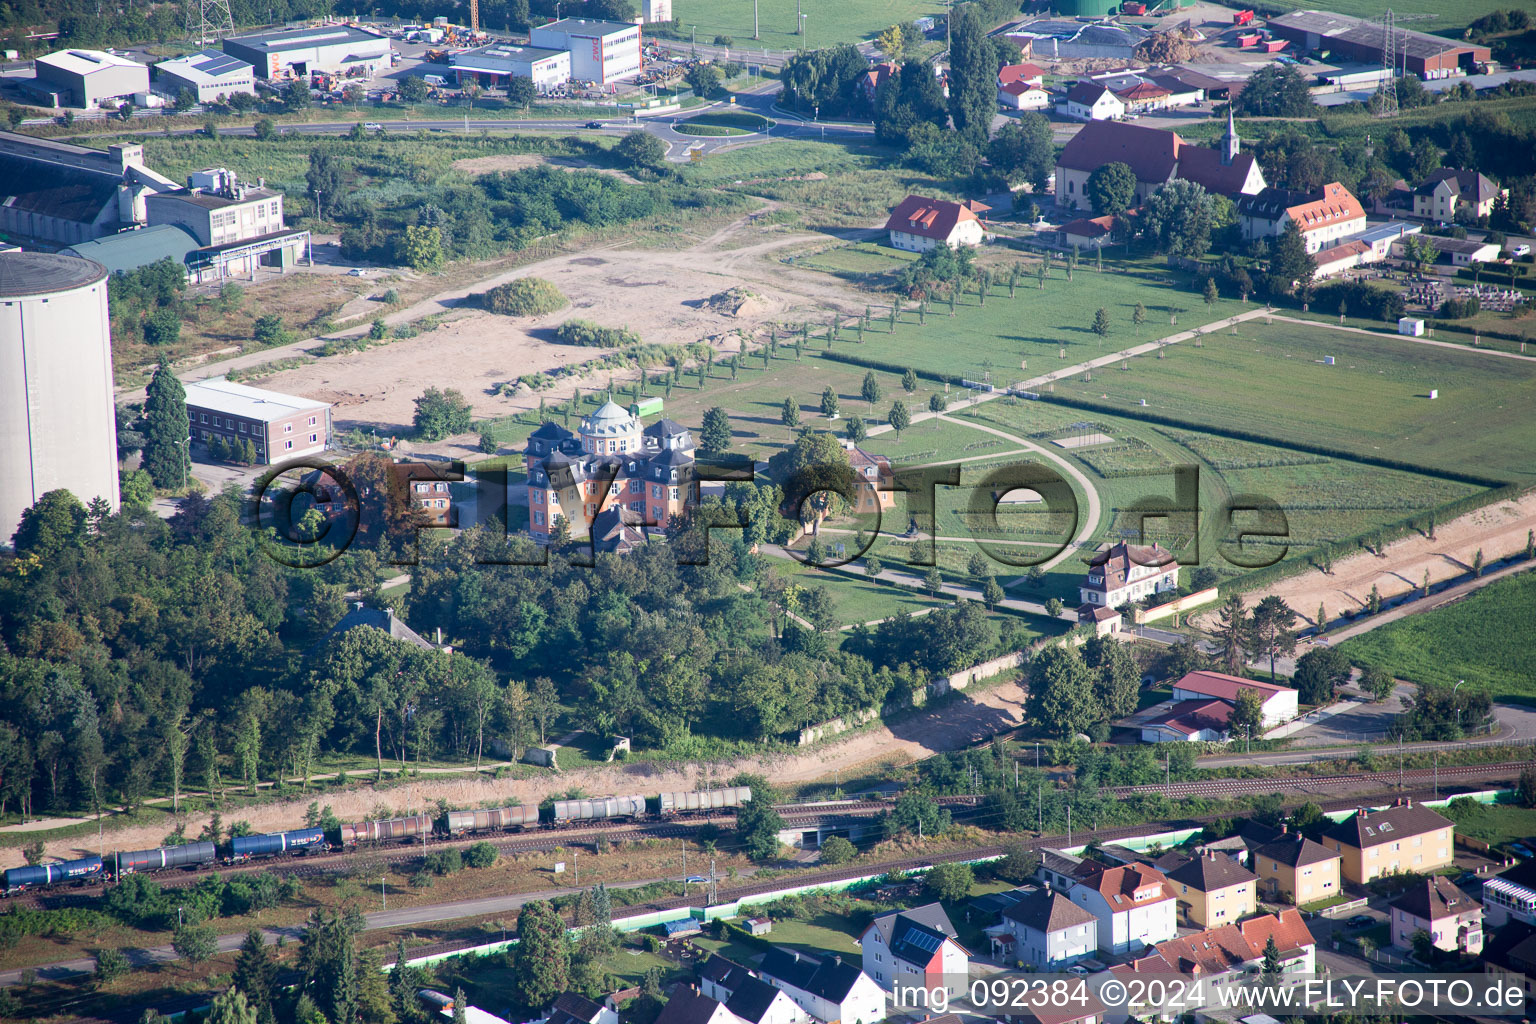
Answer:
[553,319,643,348]
[484,277,569,317]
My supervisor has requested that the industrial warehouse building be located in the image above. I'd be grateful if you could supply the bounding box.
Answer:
[1267,10,1490,77]
[0,131,178,245]
[0,251,120,547]
[222,24,390,79]
[183,377,332,465]
[31,48,149,108]
[449,43,571,92]
[144,168,310,281]
[530,19,641,83]
[154,49,257,103]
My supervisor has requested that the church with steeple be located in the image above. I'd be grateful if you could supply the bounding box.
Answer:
[1054,109,1267,209]
[523,399,699,547]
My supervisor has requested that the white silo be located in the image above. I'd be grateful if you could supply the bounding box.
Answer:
[0,251,120,546]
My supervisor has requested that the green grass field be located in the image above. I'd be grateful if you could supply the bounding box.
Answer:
[1074,318,1536,483]
[670,0,938,51]
[1440,799,1536,846]
[818,260,1250,386]
[1337,569,1536,701]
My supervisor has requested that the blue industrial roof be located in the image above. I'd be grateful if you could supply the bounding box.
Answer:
[61,224,199,275]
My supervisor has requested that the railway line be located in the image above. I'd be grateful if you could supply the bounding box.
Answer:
[12,761,1528,914]
[1105,759,1531,800]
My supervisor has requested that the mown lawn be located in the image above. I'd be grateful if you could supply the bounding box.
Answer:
[669,0,938,53]
[1337,570,1536,701]
[1077,318,1536,483]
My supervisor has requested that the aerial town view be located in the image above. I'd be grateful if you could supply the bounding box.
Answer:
[3,0,1536,1021]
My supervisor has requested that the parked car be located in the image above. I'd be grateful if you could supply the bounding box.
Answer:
[1346,915,1373,928]
[1513,243,1531,257]
[1511,843,1534,858]
[1067,965,1090,976]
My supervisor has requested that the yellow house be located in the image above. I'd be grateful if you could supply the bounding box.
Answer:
[1321,800,1455,885]
[1250,829,1343,905]
[1166,851,1258,927]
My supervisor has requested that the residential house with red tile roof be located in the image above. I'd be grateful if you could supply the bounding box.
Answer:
[998,62,1045,87]
[999,79,1051,110]
[1113,80,1172,113]
[1171,671,1298,728]
[1078,540,1178,610]
[1391,875,1483,954]
[883,195,986,252]
[1056,213,1119,249]
[858,61,898,104]
[1067,861,1179,954]
[1155,909,1315,986]
[1054,110,1265,211]
[1139,699,1234,743]
[1237,181,1367,254]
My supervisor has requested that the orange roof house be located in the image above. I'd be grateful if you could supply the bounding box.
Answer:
[883,194,986,252]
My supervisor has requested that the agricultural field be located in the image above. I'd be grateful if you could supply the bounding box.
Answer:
[1337,570,1536,701]
[670,0,935,52]
[1074,318,1536,483]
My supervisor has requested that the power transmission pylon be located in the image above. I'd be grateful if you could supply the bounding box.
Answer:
[1374,8,1399,118]
[187,0,234,46]
[470,0,480,34]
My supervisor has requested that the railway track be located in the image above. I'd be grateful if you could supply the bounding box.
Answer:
[1106,759,1532,800]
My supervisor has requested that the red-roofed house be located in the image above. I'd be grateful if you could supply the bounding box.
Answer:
[1067,862,1179,954]
[1054,111,1265,210]
[1113,80,1172,113]
[1078,540,1177,609]
[1151,910,1315,987]
[1171,671,1297,727]
[1313,238,1373,278]
[883,194,986,252]
[1140,699,1234,743]
[858,61,897,103]
[1057,214,1118,249]
[998,62,1045,88]
[1237,181,1367,253]
[999,79,1050,110]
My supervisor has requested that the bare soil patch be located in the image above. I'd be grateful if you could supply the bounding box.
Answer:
[251,217,881,440]
[1204,489,1536,627]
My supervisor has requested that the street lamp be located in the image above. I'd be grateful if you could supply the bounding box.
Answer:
[1454,678,1465,733]
[690,24,696,57]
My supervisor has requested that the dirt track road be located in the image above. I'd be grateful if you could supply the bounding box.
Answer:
[1204,490,1536,628]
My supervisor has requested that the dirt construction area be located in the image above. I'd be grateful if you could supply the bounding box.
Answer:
[251,209,880,439]
[6,680,1027,868]
[1201,489,1536,628]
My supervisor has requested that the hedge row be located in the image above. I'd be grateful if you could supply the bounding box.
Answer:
[554,319,644,347]
[1027,394,1509,489]
[815,350,952,385]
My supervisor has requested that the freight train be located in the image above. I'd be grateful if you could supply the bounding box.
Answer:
[2,787,751,895]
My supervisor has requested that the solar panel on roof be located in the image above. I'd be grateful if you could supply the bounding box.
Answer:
[901,928,942,953]
[192,52,248,75]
